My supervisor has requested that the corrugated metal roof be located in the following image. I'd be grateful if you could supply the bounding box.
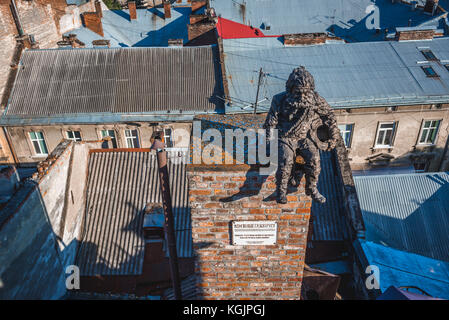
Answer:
[68,7,191,48]
[360,240,449,299]
[210,0,441,41]
[222,37,449,111]
[4,46,223,118]
[163,274,197,300]
[354,172,449,262]
[76,150,191,276]
[311,151,348,241]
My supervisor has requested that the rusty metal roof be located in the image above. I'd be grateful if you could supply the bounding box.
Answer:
[76,150,191,276]
[3,46,223,121]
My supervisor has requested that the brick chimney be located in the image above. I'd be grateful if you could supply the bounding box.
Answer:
[163,0,171,19]
[188,165,311,299]
[191,0,207,12]
[168,38,183,47]
[424,0,439,15]
[128,1,137,20]
[82,11,104,37]
[95,0,102,18]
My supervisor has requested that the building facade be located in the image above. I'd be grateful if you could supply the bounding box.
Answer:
[0,45,224,165]
[221,36,449,174]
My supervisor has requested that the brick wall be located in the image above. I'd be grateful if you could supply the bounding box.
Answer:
[284,33,327,46]
[396,30,435,41]
[188,165,311,300]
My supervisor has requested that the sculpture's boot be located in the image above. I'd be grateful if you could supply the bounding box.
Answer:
[306,187,326,204]
[289,175,299,187]
[277,190,288,204]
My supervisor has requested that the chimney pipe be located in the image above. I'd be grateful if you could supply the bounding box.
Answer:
[128,1,137,20]
[151,137,182,300]
[164,1,172,19]
[424,0,439,15]
[95,0,103,18]
[10,0,24,37]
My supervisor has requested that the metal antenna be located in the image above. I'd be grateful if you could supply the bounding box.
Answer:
[254,67,265,114]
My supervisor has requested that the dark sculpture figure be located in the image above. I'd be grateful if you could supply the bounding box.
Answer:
[264,66,340,204]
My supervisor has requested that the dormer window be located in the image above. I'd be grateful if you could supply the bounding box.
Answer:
[421,49,438,61]
[421,65,439,77]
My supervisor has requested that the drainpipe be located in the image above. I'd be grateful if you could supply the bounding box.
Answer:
[10,0,24,37]
[3,128,18,166]
[438,131,449,171]
[151,138,182,300]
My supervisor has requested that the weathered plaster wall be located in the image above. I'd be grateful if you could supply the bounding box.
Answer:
[335,105,449,171]
[0,140,101,298]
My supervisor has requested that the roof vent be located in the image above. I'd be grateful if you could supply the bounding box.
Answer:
[143,203,165,240]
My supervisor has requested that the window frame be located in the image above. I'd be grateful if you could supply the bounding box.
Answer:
[66,130,82,142]
[29,131,49,156]
[420,49,438,61]
[417,119,441,145]
[374,122,397,148]
[124,129,140,148]
[338,123,354,148]
[163,127,174,148]
[421,65,439,78]
[101,129,118,148]
[413,161,429,173]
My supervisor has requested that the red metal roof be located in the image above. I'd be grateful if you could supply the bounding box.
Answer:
[216,17,279,39]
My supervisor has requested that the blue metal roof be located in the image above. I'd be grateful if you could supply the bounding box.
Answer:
[222,37,449,112]
[67,7,191,48]
[360,240,449,299]
[354,172,449,262]
[210,0,443,42]
[311,151,348,241]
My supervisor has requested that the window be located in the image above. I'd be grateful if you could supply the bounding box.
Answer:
[101,130,117,148]
[413,162,429,173]
[421,49,438,61]
[422,66,439,77]
[418,120,440,145]
[163,128,174,148]
[125,129,140,148]
[29,131,48,155]
[338,124,354,148]
[375,122,396,148]
[66,130,82,142]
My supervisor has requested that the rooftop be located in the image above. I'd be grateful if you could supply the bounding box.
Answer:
[1,45,224,125]
[222,36,449,112]
[360,240,449,299]
[68,6,193,48]
[354,172,449,262]
[76,149,191,276]
[210,0,446,42]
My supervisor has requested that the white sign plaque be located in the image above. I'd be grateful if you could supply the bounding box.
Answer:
[231,221,277,245]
